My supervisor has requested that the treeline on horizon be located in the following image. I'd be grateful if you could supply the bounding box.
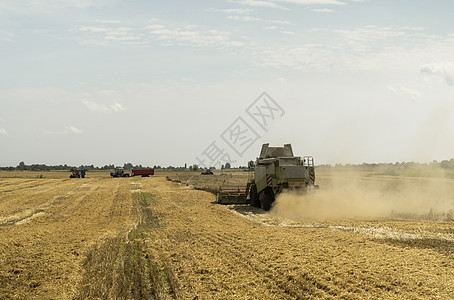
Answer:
[0,162,237,171]
[318,159,454,169]
[2,159,454,172]
[0,162,151,172]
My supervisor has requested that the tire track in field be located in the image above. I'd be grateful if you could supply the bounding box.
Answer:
[0,178,106,226]
[196,231,296,299]
[147,179,406,298]
[131,177,454,299]
[55,178,126,226]
[201,230,345,299]
[0,181,84,226]
[0,179,35,189]
[0,175,137,299]
[108,179,131,217]
[0,179,60,193]
[143,179,333,298]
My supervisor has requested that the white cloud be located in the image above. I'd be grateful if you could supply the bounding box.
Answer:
[94,19,121,24]
[333,26,407,43]
[228,15,261,21]
[223,8,252,14]
[79,25,143,44]
[103,27,136,39]
[234,0,345,8]
[207,8,253,14]
[82,100,124,112]
[42,126,83,135]
[79,26,110,33]
[275,0,345,4]
[144,24,166,30]
[65,126,83,134]
[110,102,125,112]
[254,26,454,72]
[388,84,422,102]
[0,0,104,13]
[269,20,291,24]
[257,45,334,70]
[83,100,110,112]
[234,0,286,9]
[0,128,7,135]
[421,62,454,86]
[148,25,243,48]
[105,34,141,41]
[311,8,335,12]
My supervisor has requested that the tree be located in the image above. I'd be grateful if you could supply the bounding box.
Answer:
[123,162,133,170]
[225,162,231,169]
[192,164,199,171]
[18,161,26,170]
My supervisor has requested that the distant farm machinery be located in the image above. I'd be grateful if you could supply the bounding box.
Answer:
[110,167,129,177]
[201,169,214,175]
[217,143,318,211]
[70,169,85,178]
[110,167,154,177]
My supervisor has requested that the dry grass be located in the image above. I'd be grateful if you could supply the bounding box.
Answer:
[164,170,249,194]
[138,176,454,299]
[2,170,454,299]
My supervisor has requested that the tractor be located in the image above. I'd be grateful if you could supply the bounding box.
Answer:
[201,169,214,175]
[110,167,130,177]
[70,169,85,178]
[217,143,318,211]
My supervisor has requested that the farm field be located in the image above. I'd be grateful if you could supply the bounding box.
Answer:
[1,170,454,299]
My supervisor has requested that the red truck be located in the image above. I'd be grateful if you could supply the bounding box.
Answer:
[132,168,154,177]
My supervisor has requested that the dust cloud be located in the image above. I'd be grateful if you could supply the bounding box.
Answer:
[271,170,454,221]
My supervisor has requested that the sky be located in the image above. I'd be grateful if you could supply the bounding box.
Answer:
[1,0,454,168]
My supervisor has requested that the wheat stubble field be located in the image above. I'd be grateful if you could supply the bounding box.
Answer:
[1,170,454,299]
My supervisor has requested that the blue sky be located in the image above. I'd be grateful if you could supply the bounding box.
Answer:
[1,0,454,167]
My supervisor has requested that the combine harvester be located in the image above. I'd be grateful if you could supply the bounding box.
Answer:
[217,143,318,211]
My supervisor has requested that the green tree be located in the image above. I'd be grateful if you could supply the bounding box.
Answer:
[123,162,133,170]
[18,161,26,170]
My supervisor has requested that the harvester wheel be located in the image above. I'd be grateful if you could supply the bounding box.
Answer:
[260,187,274,211]
[250,184,260,207]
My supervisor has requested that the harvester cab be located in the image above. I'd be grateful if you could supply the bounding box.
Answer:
[216,143,318,211]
